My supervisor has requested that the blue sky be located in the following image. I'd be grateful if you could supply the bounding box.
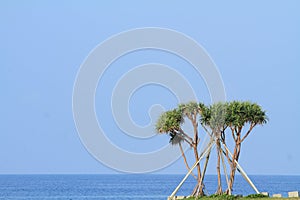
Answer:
[1,1,300,175]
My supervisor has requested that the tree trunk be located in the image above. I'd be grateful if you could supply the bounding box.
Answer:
[192,119,204,196]
[193,146,204,196]
[227,137,241,193]
[216,139,223,195]
[198,147,212,195]
[191,182,199,196]
[221,141,233,195]
[179,143,198,180]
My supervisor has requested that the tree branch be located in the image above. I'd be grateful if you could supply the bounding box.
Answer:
[240,123,256,144]
[187,113,193,121]
[176,134,193,147]
[201,124,212,137]
[230,127,236,141]
[179,129,194,143]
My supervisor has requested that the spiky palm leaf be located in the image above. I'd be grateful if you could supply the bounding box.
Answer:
[156,109,183,134]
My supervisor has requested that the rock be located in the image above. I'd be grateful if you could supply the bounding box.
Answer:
[273,194,282,197]
[261,192,269,197]
[167,196,186,200]
[288,191,299,198]
[235,194,243,197]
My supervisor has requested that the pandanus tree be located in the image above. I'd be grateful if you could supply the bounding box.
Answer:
[156,109,193,175]
[200,102,228,195]
[178,102,205,196]
[225,101,268,194]
[156,102,205,196]
[156,101,267,197]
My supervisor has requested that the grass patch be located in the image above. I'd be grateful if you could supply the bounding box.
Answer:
[182,194,299,200]
[245,194,269,198]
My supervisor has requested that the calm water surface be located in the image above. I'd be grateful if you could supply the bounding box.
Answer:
[0,175,299,200]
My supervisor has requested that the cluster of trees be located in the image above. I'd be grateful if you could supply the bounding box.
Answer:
[156,101,267,196]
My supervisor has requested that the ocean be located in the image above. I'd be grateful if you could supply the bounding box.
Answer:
[0,175,299,200]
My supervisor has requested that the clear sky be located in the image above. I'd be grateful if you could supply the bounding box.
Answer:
[1,1,299,175]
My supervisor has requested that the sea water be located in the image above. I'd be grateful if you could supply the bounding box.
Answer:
[0,175,299,200]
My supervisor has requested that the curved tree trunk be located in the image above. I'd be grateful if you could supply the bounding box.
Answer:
[179,143,198,180]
